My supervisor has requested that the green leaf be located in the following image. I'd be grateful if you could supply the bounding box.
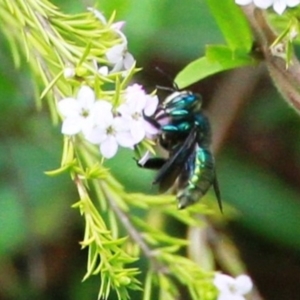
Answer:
[40,69,64,100]
[174,1,256,88]
[44,162,74,176]
[206,44,254,64]
[175,46,256,88]
[205,0,253,51]
[175,57,221,88]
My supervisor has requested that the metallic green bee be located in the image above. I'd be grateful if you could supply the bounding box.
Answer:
[141,88,222,210]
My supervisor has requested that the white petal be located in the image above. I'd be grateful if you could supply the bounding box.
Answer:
[116,131,136,148]
[213,274,235,294]
[57,98,80,117]
[84,127,107,144]
[273,0,287,13]
[123,52,135,70]
[106,44,124,64]
[125,98,145,114]
[81,116,96,136]
[94,100,112,112]
[253,0,273,9]
[118,103,132,117]
[61,117,82,135]
[100,136,118,158]
[126,84,146,104]
[63,67,75,78]
[130,121,145,143]
[77,86,95,109]
[136,96,148,112]
[144,95,159,116]
[98,66,109,76]
[113,117,131,131]
[235,0,252,5]
[218,293,245,300]
[143,119,159,135]
[126,84,144,95]
[235,275,253,295]
[110,59,124,73]
[87,7,107,24]
[125,85,147,113]
[93,101,113,126]
[111,21,125,30]
[286,0,300,6]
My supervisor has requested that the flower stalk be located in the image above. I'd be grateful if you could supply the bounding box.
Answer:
[241,4,300,112]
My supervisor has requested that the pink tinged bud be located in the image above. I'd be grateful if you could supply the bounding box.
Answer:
[112,21,126,31]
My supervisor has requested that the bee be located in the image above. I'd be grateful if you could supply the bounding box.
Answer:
[139,85,222,210]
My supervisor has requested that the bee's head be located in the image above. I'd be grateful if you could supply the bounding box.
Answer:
[162,91,202,113]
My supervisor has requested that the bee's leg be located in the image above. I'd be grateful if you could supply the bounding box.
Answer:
[142,112,161,129]
[135,157,167,170]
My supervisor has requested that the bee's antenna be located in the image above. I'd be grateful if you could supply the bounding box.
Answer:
[155,67,179,91]
[156,85,176,93]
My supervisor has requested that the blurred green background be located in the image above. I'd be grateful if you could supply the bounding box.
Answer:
[1,0,300,299]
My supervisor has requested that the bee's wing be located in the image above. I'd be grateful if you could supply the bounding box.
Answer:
[213,172,223,213]
[177,149,196,187]
[153,127,198,192]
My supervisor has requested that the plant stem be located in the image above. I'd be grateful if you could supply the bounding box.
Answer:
[101,181,169,274]
[242,4,300,112]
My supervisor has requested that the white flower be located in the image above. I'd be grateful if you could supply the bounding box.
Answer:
[58,86,96,136]
[92,59,109,76]
[118,84,159,144]
[87,9,135,74]
[87,7,108,24]
[63,66,75,79]
[214,273,253,300]
[95,64,109,76]
[98,66,109,76]
[106,43,135,73]
[84,101,135,159]
[235,0,272,8]
[235,0,300,14]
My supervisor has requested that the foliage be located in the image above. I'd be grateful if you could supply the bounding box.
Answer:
[0,1,219,299]
[176,0,256,88]
[2,0,300,300]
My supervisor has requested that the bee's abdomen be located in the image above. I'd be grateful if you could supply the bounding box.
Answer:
[177,148,215,209]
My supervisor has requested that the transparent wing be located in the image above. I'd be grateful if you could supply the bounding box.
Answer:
[153,127,198,192]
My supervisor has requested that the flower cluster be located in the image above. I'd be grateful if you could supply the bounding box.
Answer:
[88,7,135,75]
[235,0,300,14]
[58,9,158,159]
[58,85,159,159]
[213,273,253,300]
